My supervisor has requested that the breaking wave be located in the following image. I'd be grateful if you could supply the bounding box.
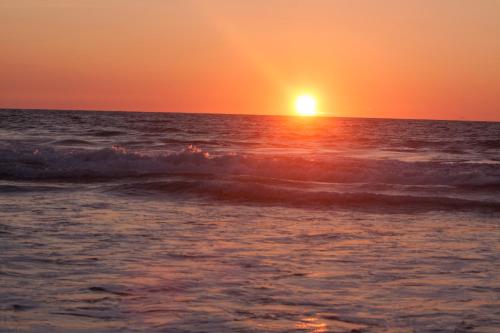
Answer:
[1,144,500,189]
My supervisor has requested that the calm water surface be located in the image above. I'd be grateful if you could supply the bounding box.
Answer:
[1,109,499,332]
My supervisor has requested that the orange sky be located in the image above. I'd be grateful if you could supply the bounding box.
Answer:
[1,0,499,121]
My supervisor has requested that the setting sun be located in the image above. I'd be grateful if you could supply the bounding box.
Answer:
[295,94,318,116]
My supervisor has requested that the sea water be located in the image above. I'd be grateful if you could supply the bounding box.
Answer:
[1,109,499,332]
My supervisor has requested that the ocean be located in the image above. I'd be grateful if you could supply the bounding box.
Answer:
[0,109,499,332]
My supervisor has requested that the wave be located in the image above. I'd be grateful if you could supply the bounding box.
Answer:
[0,184,69,193]
[87,130,125,137]
[52,139,95,146]
[111,179,500,212]
[1,144,500,189]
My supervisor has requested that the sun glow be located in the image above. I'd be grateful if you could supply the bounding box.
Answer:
[295,94,318,116]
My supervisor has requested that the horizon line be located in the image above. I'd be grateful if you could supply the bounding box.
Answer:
[1,107,498,124]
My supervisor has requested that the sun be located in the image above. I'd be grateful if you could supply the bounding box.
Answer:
[295,94,318,116]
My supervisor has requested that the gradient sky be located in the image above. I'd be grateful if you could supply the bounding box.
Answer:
[1,0,499,120]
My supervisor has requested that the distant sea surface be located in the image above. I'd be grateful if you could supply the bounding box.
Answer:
[1,109,499,332]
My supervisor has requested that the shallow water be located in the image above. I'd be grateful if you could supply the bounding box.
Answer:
[1,109,499,332]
